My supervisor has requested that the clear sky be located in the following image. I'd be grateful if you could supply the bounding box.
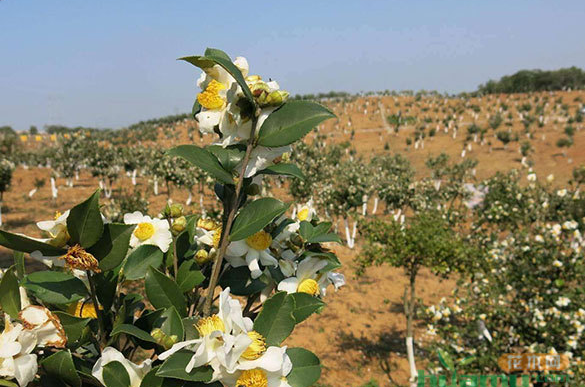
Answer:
[1,0,584,131]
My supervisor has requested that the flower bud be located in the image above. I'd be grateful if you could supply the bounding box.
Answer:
[170,203,184,218]
[151,328,178,350]
[264,90,289,106]
[195,249,212,265]
[171,216,187,235]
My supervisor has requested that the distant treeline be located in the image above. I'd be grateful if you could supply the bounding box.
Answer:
[477,67,585,94]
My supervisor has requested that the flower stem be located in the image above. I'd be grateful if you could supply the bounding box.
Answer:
[203,111,259,316]
[87,270,106,348]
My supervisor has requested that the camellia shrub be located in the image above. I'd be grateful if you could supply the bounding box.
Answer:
[0,48,345,387]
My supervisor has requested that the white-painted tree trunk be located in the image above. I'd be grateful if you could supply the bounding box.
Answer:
[75,171,79,181]
[28,188,37,198]
[186,191,192,206]
[372,197,379,214]
[200,196,206,217]
[344,218,352,248]
[131,169,137,186]
[351,221,357,247]
[362,195,368,216]
[99,180,104,190]
[154,177,159,196]
[406,337,418,386]
[50,177,58,199]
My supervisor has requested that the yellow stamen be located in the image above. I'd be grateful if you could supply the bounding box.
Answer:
[212,227,223,249]
[241,331,267,360]
[60,245,101,273]
[246,231,272,251]
[236,369,268,387]
[298,278,319,296]
[54,211,62,220]
[195,315,225,337]
[134,222,155,241]
[197,80,226,110]
[297,208,310,221]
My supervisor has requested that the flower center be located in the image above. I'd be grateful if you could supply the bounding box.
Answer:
[246,231,272,251]
[68,300,101,319]
[297,208,310,221]
[195,315,225,337]
[236,369,268,387]
[298,278,320,296]
[241,331,267,360]
[197,218,219,231]
[134,222,155,241]
[54,211,62,220]
[197,79,226,110]
[212,227,223,249]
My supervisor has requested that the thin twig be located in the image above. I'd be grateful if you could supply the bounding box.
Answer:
[203,111,259,316]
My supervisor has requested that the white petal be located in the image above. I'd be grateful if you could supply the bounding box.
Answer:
[237,346,286,372]
[158,339,201,360]
[226,240,248,257]
[277,278,299,294]
[123,211,145,225]
[259,251,278,267]
[297,257,328,280]
[14,354,37,387]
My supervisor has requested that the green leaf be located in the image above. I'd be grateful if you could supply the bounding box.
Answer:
[299,221,342,244]
[0,380,18,387]
[286,348,321,387]
[53,312,91,345]
[182,317,199,340]
[180,48,254,103]
[95,271,118,311]
[259,163,305,180]
[160,307,185,342]
[289,293,325,323]
[219,266,266,296]
[67,189,104,248]
[22,271,87,304]
[142,366,221,387]
[0,229,66,256]
[438,349,454,371]
[145,267,187,317]
[111,324,157,343]
[253,292,296,346]
[156,351,213,382]
[258,101,335,147]
[206,145,245,173]
[0,266,21,318]
[458,355,477,366]
[89,223,134,272]
[103,361,131,387]
[168,145,234,185]
[176,260,205,293]
[230,198,290,241]
[13,251,25,279]
[40,350,81,387]
[123,245,164,280]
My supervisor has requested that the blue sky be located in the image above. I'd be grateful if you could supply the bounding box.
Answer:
[1,0,584,131]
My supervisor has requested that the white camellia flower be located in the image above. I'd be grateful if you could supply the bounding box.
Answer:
[219,349,293,387]
[36,210,70,248]
[277,257,328,296]
[0,315,38,387]
[123,211,173,253]
[19,306,67,348]
[225,231,278,279]
[294,199,317,223]
[160,288,289,381]
[92,347,152,387]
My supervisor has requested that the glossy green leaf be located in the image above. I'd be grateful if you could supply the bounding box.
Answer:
[258,101,335,147]
[123,245,164,280]
[219,266,266,296]
[40,350,81,387]
[286,348,321,387]
[89,223,134,272]
[253,292,296,346]
[206,145,245,173]
[142,366,221,387]
[111,324,157,343]
[0,266,21,318]
[103,361,131,387]
[180,48,254,103]
[22,271,87,304]
[67,189,104,248]
[259,163,305,180]
[438,348,455,371]
[0,229,66,256]
[299,221,341,244]
[0,380,18,387]
[168,145,234,185]
[160,307,185,342]
[145,267,187,317]
[230,198,290,241]
[156,351,213,382]
[289,292,325,323]
[13,251,25,279]
[176,260,205,293]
